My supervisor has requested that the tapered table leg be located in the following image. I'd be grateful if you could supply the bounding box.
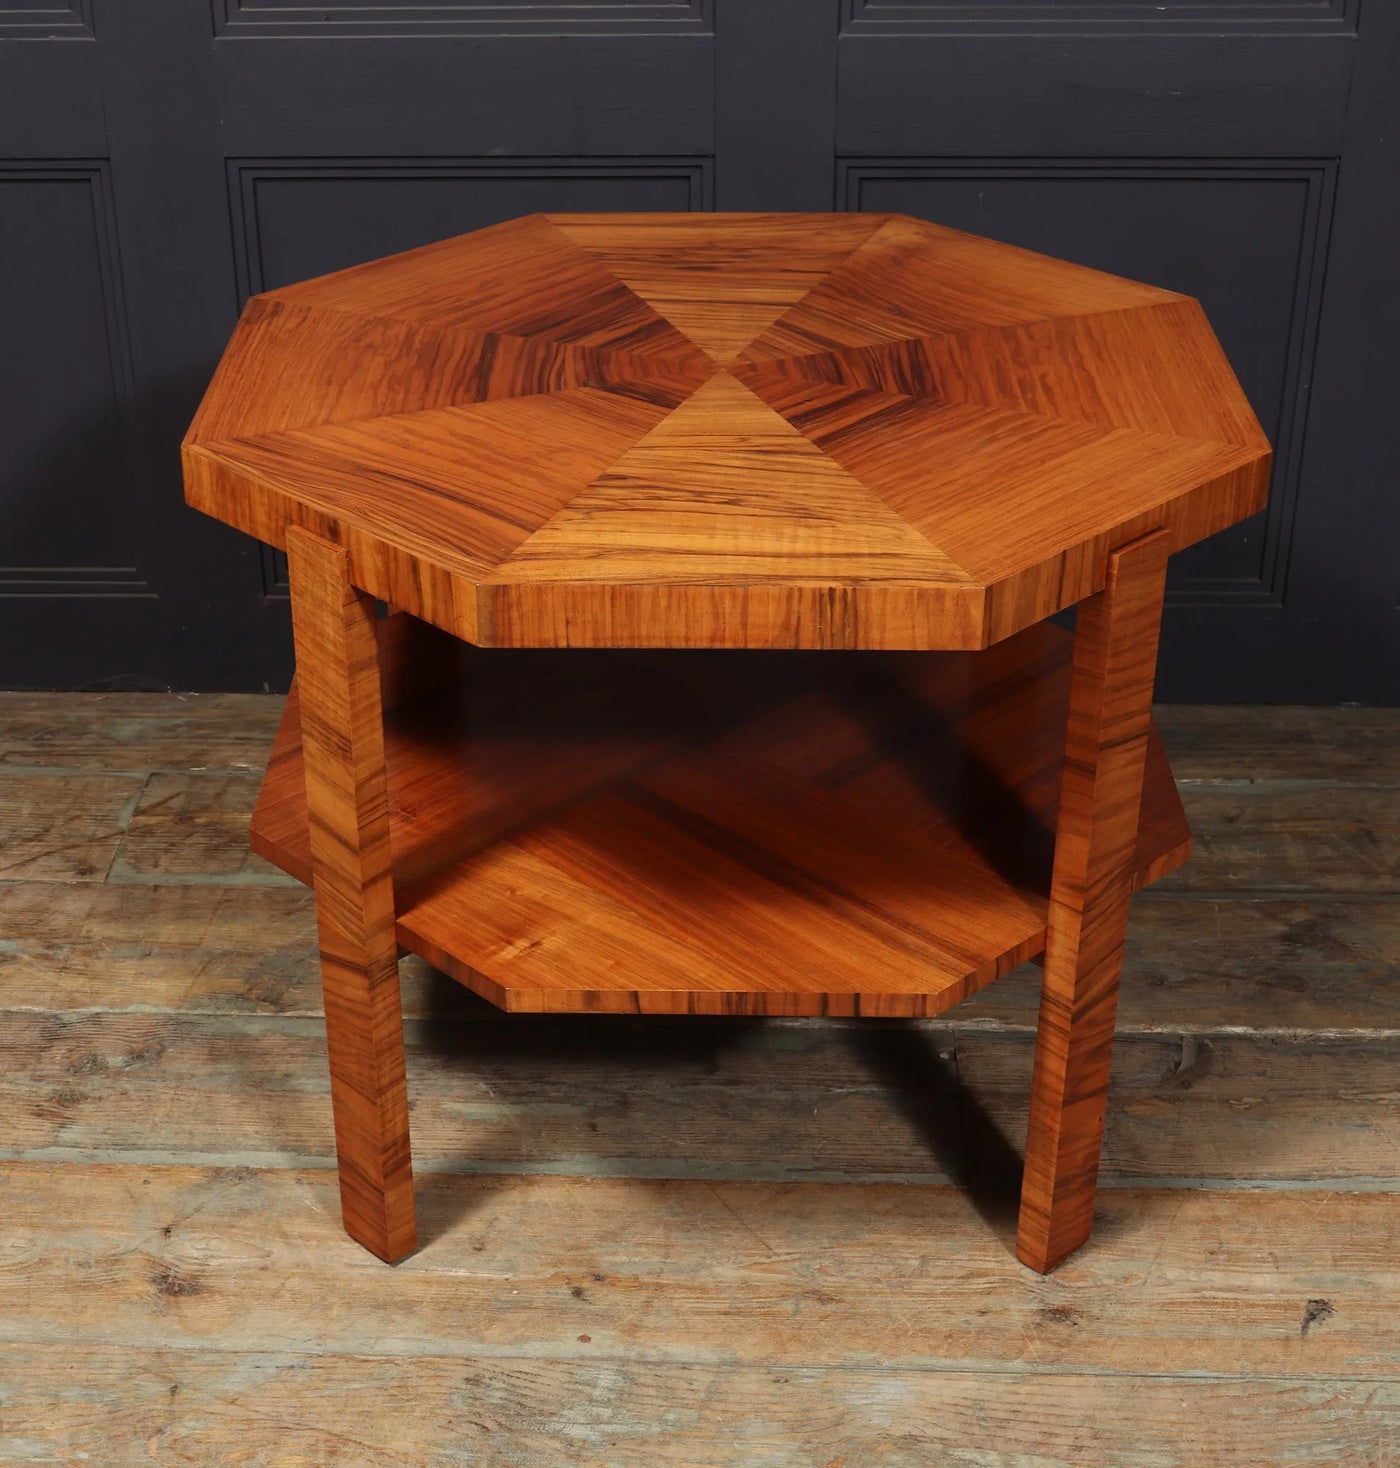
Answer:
[286,526,417,1262]
[1016,529,1170,1274]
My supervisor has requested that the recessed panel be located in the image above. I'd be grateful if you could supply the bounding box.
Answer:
[233,162,706,297]
[214,0,710,35]
[0,0,92,35]
[841,1,1358,32]
[0,168,141,593]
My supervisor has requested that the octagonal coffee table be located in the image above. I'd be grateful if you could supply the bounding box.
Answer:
[184,212,1270,1272]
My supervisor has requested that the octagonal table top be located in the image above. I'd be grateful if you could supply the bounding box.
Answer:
[183,211,1271,650]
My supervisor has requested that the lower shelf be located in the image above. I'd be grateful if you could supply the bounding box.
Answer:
[252,614,1191,1016]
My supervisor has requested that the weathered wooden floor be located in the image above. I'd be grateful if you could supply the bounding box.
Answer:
[0,693,1396,1466]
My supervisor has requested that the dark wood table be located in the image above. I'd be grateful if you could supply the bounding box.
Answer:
[184,212,1271,1272]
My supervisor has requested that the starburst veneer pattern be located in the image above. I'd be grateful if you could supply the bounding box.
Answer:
[184,214,1270,1272]
[183,212,1270,651]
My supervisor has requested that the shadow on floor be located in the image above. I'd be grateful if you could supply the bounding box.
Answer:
[408,968,1029,1258]
[845,1020,1024,1257]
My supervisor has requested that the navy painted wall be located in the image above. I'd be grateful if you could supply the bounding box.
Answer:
[2,0,1396,700]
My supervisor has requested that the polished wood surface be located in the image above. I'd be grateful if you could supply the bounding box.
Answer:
[285,528,416,1262]
[249,609,1189,1020]
[184,212,1270,652]
[177,214,1276,1271]
[1017,531,1170,1272]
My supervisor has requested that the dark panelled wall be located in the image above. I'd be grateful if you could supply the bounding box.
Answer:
[2,0,1396,701]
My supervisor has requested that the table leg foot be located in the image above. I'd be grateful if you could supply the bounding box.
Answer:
[1016,530,1169,1274]
[288,526,417,1263]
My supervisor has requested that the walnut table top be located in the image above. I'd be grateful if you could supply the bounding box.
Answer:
[183,212,1270,651]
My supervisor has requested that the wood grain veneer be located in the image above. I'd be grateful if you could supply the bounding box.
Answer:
[285,528,416,1263]
[250,610,1190,1020]
[184,212,1270,653]
[1016,530,1170,1273]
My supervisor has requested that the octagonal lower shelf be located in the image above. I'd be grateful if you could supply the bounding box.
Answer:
[251,613,1190,1017]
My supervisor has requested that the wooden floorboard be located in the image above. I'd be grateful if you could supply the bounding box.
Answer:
[4,1162,1399,1376]
[0,691,280,772]
[2,1010,1396,1183]
[0,692,1396,1464]
[1153,704,1400,784]
[3,880,1396,1033]
[2,1347,1394,1468]
[0,772,146,882]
